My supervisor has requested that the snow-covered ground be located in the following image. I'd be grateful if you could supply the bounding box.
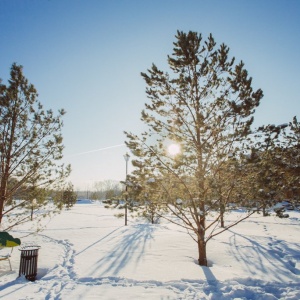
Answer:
[0,202,299,299]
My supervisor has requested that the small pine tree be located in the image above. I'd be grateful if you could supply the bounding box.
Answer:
[61,183,77,209]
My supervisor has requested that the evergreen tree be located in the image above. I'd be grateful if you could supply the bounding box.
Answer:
[125,31,263,266]
[244,123,289,216]
[0,63,71,229]
[59,183,77,209]
[126,160,167,224]
[24,180,48,221]
[280,117,300,203]
[206,156,247,227]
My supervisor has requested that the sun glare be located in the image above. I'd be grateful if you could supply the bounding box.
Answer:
[167,143,181,156]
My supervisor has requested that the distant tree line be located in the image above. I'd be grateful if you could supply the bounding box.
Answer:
[89,180,123,200]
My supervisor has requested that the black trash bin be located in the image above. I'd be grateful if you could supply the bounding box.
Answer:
[19,245,40,281]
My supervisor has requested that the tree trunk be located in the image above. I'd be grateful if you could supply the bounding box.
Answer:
[220,203,225,228]
[262,203,267,217]
[0,197,4,224]
[198,196,207,266]
[197,235,207,266]
[31,205,34,221]
[220,211,225,228]
[0,182,8,224]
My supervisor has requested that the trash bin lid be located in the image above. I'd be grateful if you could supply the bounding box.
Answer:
[19,245,41,251]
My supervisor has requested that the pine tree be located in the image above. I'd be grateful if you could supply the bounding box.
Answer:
[243,119,299,215]
[125,31,263,266]
[0,63,71,228]
[244,124,289,216]
[281,117,300,203]
[58,183,77,209]
[126,160,168,224]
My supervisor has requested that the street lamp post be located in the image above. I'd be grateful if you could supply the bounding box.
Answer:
[123,153,130,226]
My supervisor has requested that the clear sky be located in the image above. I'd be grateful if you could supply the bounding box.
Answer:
[1,0,299,190]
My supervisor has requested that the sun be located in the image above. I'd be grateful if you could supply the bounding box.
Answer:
[167,143,181,156]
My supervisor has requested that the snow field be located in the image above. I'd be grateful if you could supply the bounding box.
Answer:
[0,202,299,299]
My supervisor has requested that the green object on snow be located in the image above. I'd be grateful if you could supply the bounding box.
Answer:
[0,232,21,247]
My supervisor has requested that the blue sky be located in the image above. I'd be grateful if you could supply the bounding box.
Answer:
[1,0,299,190]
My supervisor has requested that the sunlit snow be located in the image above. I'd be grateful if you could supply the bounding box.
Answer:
[0,202,299,299]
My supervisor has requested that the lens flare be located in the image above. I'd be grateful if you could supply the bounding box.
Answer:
[167,143,181,156]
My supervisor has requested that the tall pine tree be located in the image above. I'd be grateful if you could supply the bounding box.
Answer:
[125,31,263,266]
[0,63,70,229]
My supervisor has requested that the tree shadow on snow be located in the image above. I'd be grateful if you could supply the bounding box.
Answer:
[227,229,300,281]
[75,226,124,256]
[90,224,157,277]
